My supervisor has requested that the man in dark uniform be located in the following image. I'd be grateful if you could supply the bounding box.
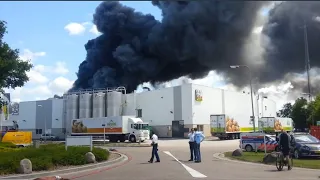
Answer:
[278,129,292,170]
[188,128,195,161]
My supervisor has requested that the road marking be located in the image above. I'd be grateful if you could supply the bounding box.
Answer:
[163,151,207,178]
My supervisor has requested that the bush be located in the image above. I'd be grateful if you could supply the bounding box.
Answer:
[0,145,109,175]
[0,142,17,148]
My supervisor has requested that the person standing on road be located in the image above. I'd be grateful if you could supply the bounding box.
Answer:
[188,128,195,161]
[148,133,160,163]
[278,129,292,170]
[193,128,205,163]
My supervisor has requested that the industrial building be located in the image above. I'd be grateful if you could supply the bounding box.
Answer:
[5,83,277,139]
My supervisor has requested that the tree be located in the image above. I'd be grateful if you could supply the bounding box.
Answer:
[291,97,309,129]
[309,94,320,126]
[0,20,32,107]
[277,103,293,118]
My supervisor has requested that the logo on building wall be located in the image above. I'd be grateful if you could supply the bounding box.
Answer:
[195,89,203,102]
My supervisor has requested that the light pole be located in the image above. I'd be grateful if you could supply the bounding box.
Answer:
[102,123,106,145]
[37,105,47,143]
[230,65,256,132]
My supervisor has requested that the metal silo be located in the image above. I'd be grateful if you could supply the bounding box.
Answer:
[92,92,106,118]
[66,94,79,131]
[106,91,122,116]
[79,93,92,118]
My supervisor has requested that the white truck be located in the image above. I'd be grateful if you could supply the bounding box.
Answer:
[71,116,150,143]
[258,117,293,133]
[210,114,257,140]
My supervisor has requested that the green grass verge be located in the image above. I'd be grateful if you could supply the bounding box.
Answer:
[224,151,320,169]
[0,144,109,175]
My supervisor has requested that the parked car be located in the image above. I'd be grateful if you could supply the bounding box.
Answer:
[292,133,320,159]
[40,134,59,141]
[240,134,279,152]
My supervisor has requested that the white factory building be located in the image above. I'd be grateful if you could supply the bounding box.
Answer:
[4,83,276,139]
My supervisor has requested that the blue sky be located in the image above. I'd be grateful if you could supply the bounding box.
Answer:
[0,1,163,102]
[0,1,272,103]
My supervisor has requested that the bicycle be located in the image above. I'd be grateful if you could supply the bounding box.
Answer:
[275,148,293,171]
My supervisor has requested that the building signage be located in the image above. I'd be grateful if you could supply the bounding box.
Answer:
[195,89,203,102]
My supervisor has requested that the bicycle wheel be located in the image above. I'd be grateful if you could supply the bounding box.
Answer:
[276,154,284,171]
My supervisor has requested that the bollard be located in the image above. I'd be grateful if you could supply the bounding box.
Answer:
[33,140,40,148]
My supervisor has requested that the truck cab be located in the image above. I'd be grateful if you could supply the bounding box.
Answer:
[128,117,150,142]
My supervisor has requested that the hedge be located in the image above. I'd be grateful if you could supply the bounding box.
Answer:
[0,144,109,175]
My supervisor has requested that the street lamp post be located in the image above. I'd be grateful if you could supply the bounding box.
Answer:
[37,105,47,143]
[230,65,256,132]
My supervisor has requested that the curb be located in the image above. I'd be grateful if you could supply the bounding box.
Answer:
[213,152,320,172]
[95,144,151,148]
[1,152,128,179]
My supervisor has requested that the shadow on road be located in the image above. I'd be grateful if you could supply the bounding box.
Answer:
[264,169,286,172]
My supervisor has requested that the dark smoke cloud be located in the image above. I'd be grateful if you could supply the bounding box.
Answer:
[71,1,269,93]
[261,1,320,89]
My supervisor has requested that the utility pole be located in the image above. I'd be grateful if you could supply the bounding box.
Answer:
[230,65,256,132]
[303,22,312,103]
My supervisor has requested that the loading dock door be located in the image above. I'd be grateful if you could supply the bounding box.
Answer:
[172,120,184,138]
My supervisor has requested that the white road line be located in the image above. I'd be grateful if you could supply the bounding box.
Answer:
[163,151,207,178]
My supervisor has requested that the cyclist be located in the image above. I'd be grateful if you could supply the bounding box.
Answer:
[278,129,292,170]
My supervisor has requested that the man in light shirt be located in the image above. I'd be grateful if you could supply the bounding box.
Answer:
[193,128,205,163]
[148,133,160,163]
[188,128,195,161]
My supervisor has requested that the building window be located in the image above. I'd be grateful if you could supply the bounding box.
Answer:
[265,106,267,111]
[137,109,142,117]
[36,129,43,134]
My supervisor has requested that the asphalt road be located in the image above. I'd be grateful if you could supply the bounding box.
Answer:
[63,139,320,180]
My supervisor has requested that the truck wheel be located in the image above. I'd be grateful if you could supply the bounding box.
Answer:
[245,145,253,152]
[129,135,136,143]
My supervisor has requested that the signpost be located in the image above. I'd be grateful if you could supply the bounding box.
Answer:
[240,132,266,155]
[102,124,106,145]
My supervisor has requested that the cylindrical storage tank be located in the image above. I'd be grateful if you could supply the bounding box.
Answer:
[92,92,106,118]
[106,91,122,117]
[66,94,79,131]
[79,93,92,118]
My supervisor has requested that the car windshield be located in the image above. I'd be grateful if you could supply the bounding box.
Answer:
[294,135,320,143]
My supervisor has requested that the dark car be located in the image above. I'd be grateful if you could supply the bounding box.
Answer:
[293,133,320,159]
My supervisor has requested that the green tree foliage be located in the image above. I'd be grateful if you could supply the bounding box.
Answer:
[0,20,32,107]
[277,103,293,118]
[290,97,309,129]
[310,94,320,125]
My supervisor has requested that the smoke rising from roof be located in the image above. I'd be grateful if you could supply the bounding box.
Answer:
[71,1,320,99]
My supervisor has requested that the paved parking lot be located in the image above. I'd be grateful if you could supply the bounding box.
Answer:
[62,139,320,180]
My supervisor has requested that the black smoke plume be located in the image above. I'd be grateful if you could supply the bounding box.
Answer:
[71,1,320,94]
[71,1,268,93]
[261,1,320,94]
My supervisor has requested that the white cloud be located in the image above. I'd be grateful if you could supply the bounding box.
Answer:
[89,25,101,36]
[26,70,49,84]
[4,48,74,102]
[34,62,69,75]
[19,49,46,62]
[64,22,89,35]
[48,77,74,94]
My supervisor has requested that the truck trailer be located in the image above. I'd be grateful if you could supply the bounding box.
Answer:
[210,114,255,140]
[210,115,293,140]
[258,117,293,133]
[70,116,150,143]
